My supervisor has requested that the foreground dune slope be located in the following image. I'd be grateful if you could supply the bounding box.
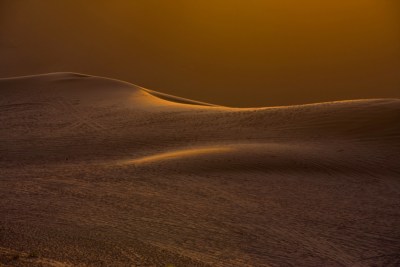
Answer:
[0,73,399,266]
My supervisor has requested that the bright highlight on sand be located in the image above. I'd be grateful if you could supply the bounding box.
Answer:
[125,146,233,165]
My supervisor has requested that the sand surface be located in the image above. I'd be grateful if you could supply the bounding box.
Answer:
[0,73,399,266]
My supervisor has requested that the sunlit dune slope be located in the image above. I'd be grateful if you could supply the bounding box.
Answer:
[1,73,399,163]
[1,73,400,266]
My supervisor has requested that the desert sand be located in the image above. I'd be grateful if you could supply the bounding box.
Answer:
[0,73,399,266]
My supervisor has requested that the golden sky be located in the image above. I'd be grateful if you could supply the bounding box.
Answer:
[1,0,399,107]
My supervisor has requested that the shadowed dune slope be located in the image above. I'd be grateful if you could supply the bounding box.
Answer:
[1,73,400,266]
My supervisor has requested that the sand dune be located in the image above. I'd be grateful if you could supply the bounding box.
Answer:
[1,73,399,266]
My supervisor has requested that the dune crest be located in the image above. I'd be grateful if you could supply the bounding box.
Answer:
[123,146,233,165]
[1,73,399,266]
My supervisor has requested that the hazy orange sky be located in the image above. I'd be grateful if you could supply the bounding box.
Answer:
[1,0,399,107]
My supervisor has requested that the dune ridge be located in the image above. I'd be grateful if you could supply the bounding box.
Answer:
[1,73,399,266]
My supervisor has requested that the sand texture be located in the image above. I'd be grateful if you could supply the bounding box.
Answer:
[1,73,400,266]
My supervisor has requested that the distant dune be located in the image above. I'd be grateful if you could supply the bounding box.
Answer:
[1,73,399,266]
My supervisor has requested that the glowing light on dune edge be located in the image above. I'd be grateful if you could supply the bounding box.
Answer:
[121,146,233,165]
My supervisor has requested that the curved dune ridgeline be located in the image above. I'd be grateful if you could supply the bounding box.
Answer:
[1,73,400,266]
